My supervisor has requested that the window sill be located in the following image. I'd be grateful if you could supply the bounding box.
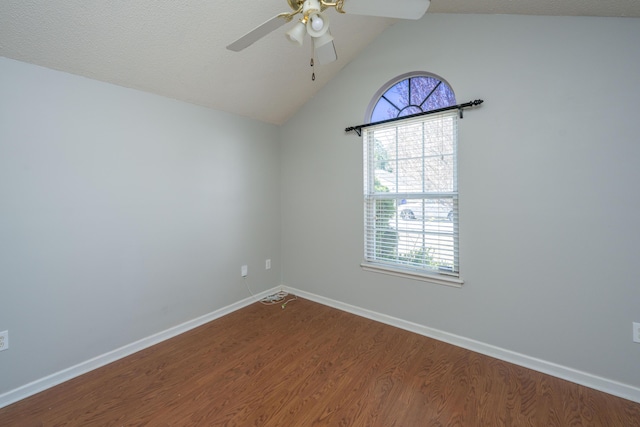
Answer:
[360,263,464,288]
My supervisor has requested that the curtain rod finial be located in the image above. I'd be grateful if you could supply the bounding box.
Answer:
[345,126,362,136]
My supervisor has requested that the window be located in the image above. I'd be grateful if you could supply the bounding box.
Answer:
[369,74,457,122]
[363,74,461,284]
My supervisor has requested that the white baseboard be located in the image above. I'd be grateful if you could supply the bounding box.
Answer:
[0,287,280,410]
[283,286,640,404]
[3,285,638,409]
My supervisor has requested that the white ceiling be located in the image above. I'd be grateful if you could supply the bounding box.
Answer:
[1,0,639,125]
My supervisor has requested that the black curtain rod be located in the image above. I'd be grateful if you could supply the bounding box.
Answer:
[345,99,484,136]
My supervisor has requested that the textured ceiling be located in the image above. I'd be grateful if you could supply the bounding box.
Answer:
[1,0,639,125]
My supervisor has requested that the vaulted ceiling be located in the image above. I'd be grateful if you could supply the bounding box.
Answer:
[1,0,639,125]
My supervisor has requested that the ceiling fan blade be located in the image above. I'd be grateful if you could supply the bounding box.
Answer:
[226,15,290,52]
[314,33,337,65]
[315,40,337,65]
[343,0,430,20]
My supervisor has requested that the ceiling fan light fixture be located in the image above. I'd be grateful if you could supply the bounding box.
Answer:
[285,20,307,46]
[310,14,324,32]
[306,11,330,37]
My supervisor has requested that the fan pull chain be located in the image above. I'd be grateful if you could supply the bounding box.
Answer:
[310,57,315,81]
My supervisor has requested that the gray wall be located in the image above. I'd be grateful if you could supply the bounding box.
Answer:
[2,12,640,402]
[281,14,640,389]
[0,57,281,394]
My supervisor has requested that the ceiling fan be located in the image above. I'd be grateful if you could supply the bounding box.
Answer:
[226,0,431,65]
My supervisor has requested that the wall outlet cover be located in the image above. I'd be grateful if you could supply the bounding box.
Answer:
[0,330,8,351]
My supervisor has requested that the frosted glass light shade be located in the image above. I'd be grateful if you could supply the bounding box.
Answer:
[286,21,307,46]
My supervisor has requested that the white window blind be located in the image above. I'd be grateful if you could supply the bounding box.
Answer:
[363,110,459,276]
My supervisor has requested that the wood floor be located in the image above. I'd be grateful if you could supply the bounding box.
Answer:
[1,297,639,426]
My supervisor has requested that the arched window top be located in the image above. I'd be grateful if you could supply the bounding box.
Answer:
[367,72,456,123]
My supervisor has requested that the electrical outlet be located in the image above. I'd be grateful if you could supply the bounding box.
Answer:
[0,330,8,352]
[241,265,248,277]
[633,322,640,344]
[266,259,271,270]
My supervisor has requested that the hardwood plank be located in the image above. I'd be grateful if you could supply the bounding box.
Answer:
[1,297,639,426]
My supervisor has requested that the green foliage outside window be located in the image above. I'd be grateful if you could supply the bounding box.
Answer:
[374,178,398,260]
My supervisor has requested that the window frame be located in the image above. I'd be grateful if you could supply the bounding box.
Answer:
[361,73,463,287]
